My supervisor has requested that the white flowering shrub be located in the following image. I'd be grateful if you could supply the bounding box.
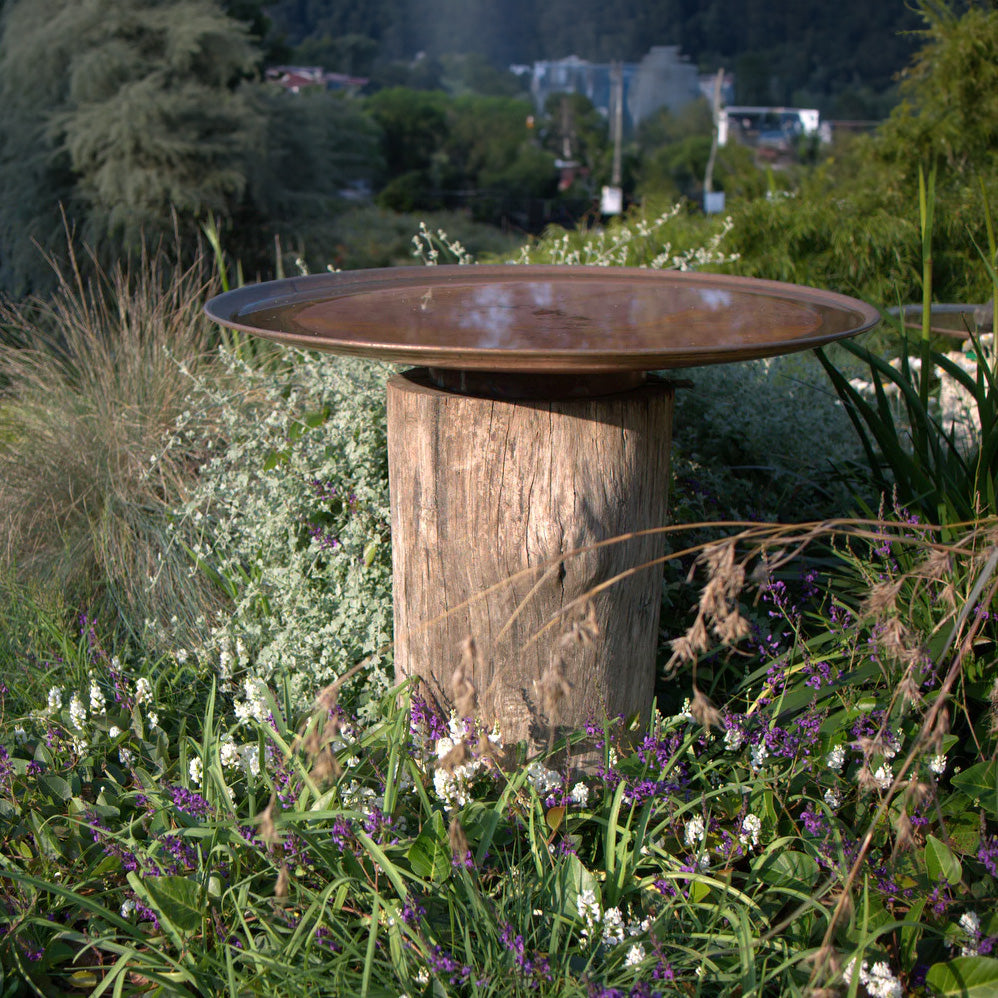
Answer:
[672,348,870,519]
[170,348,394,714]
[509,204,739,271]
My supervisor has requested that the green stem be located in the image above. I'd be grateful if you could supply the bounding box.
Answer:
[919,162,937,410]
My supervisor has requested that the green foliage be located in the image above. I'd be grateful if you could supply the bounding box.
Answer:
[168,348,395,716]
[238,86,382,269]
[672,350,872,522]
[879,0,998,179]
[365,87,451,180]
[267,0,918,110]
[0,243,229,645]
[0,0,262,294]
[2,513,997,994]
[366,88,558,214]
[724,190,920,305]
[818,330,998,524]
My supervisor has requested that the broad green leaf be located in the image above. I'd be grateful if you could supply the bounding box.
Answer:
[407,811,449,883]
[927,957,998,996]
[140,875,205,934]
[951,761,998,817]
[549,854,599,922]
[40,774,72,801]
[753,850,820,889]
[925,835,963,886]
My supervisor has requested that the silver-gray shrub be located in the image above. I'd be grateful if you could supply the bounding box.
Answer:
[673,349,868,518]
[169,347,394,716]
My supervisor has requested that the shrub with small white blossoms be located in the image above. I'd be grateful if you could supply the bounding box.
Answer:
[512,205,739,272]
[169,350,394,717]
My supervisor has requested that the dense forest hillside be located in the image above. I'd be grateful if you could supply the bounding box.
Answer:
[265,0,923,111]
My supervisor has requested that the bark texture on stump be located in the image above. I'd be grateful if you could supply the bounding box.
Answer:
[387,369,673,751]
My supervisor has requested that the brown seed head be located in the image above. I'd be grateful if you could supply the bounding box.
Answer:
[275,862,290,900]
[452,638,479,719]
[691,685,723,730]
[448,815,471,866]
[257,795,282,845]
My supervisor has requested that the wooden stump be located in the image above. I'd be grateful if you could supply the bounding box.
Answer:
[387,369,674,755]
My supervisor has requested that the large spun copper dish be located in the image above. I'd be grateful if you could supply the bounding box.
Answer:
[204,265,880,373]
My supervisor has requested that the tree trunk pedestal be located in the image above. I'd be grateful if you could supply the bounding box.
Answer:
[387,368,674,758]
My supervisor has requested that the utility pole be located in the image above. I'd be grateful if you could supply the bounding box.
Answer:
[601,61,624,215]
[703,67,726,213]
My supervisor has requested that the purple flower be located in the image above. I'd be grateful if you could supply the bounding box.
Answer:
[623,779,663,805]
[409,693,448,740]
[978,836,998,877]
[170,785,214,820]
[330,816,353,850]
[800,807,828,836]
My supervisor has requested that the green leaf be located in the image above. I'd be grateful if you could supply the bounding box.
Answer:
[407,811,449,883]
[753,850,820,889]
[139,875,205,934]
[927,957,998,996]
[40,774,73,801]
[925,835,963,885]
[951,761,998,817]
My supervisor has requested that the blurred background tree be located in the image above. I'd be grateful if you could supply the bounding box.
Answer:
[0,0,262,295]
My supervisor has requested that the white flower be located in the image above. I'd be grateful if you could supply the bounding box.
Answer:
[47,686,62,713]
[826,744,846,771]
[823,788,842,810]
[569,781,590,807]
[69,694,87,731]
[723,726,744,751]
[189,757,203,786]
[526,761,561,794]
[120,898,136,918]
[842,957,858,986]
[134,677,153,705]
[844,958,902,998]
[739,813,762,848]
[576,888,600,934]
[750,742,768,769]
[175,649,189,664]
[220,737,241,769]
[864,961,902,998]
[119,747,134,766]
[147,712,159,728]
[13,726,27,745]
[928,754,947,775]
[601,907,625,946]
[239,743,260,778]
[684,815,706,847]
[89,679,106,715]
[108,726,122,739]
[236,678,271,725]
[882,731,902,760]
[873,764,893,791]
[71,736,88,755]
[959,911,981,937]
[624,942,645,966]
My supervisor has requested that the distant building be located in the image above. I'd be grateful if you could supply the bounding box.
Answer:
[627,46,703,125]
[718,106,825,148]
[519,47,708,132]
[265,66,368,95]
